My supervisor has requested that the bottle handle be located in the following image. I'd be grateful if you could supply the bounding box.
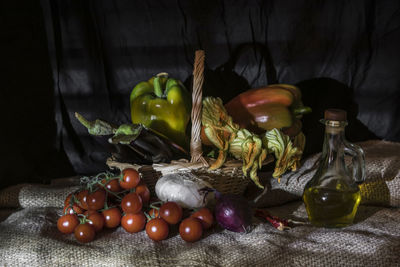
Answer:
[344,141,366,184]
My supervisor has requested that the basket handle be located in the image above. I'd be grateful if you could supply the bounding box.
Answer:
[190,50,208,166]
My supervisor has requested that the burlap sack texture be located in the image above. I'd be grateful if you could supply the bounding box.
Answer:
[0,201,399,266]
[0,140,399,266]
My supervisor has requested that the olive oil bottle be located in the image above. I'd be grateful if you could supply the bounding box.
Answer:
[303,109,365,228]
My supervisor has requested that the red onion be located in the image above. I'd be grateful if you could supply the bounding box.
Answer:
[214,191,252,233]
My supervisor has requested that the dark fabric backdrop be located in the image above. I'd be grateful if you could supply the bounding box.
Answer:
[1,0,399,187]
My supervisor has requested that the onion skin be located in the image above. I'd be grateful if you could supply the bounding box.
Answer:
[214,192,252,233]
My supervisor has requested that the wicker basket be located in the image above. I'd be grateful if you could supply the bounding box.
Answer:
[107,157,272,196]
[106,50,273,196]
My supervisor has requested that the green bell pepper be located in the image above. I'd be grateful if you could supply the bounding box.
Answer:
[130,73,191,149]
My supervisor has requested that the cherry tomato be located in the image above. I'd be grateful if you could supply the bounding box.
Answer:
[77,189,89,210]
[190,207,214,229]
[101,178,122,193]
[74,223,95,243]
[64,193,73,207]
[160,202,182,225]
[119,168,140,190]
[179,217,203,242]
[121,212,146,233]
[63,203,84,215]
[149,208,160,218]
[121,192,143,214]
[135,182,150,204]
[84,210,105,232]
[57,214,79,234]
[102,207,121,228]
[87,189,106,210]
[145,218,169,241]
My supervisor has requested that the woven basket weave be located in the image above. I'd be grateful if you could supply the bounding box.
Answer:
[107,50,273,195]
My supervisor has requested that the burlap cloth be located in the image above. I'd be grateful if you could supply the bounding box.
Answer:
[0,140,399,266]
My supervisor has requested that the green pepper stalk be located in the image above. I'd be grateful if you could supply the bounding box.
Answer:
[130,73,191,149]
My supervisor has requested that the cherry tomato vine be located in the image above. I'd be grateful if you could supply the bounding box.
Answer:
[57,168,214,243]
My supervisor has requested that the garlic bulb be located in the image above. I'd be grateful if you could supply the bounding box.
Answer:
[155,173,213,209]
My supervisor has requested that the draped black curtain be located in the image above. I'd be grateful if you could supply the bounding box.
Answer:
[2,0,399,187]
[42,0,400,174]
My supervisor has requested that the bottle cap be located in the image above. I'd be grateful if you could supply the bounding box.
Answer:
[324,109,347,121]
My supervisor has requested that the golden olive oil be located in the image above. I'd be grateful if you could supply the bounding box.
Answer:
[303,186,361,228]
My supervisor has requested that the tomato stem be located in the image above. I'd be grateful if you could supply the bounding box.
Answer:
[96,181,122,201]
[103,192,109,210]
[77,214,90,224]
[118,172,124,182]
[143,211,152,222]
[149,201,163,208]
[64,194,79,215]
[149,204,160,210]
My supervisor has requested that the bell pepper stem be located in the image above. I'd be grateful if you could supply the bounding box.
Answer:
[153,77,163,97]
[156,72,169,78]
[293,106,312,116]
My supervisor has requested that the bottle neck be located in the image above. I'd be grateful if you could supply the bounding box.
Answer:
[321,124,346,168]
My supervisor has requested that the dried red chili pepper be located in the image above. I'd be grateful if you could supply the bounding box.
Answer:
[255,209,293,231]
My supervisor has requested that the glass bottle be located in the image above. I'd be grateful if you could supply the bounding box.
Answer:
[303,109,365,227]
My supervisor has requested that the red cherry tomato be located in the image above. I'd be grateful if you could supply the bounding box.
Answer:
[77,189,89,210]
[179,217,203,242]
[121,192,143,214]
[64,193,73,207]
[160,202,182,225]
[63,203,84,215]
[121,212,146,233]
[57,214,79,234]
[84,210,105,232]
[101,178,122,193]
[190,207,214,229]
[74,223,95,243]
[102,207,121,228]
[87,189,106,210]
[145,218,169,241]
[135,182,150,204]
[119,168,140,190]
[149,208,160,218]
